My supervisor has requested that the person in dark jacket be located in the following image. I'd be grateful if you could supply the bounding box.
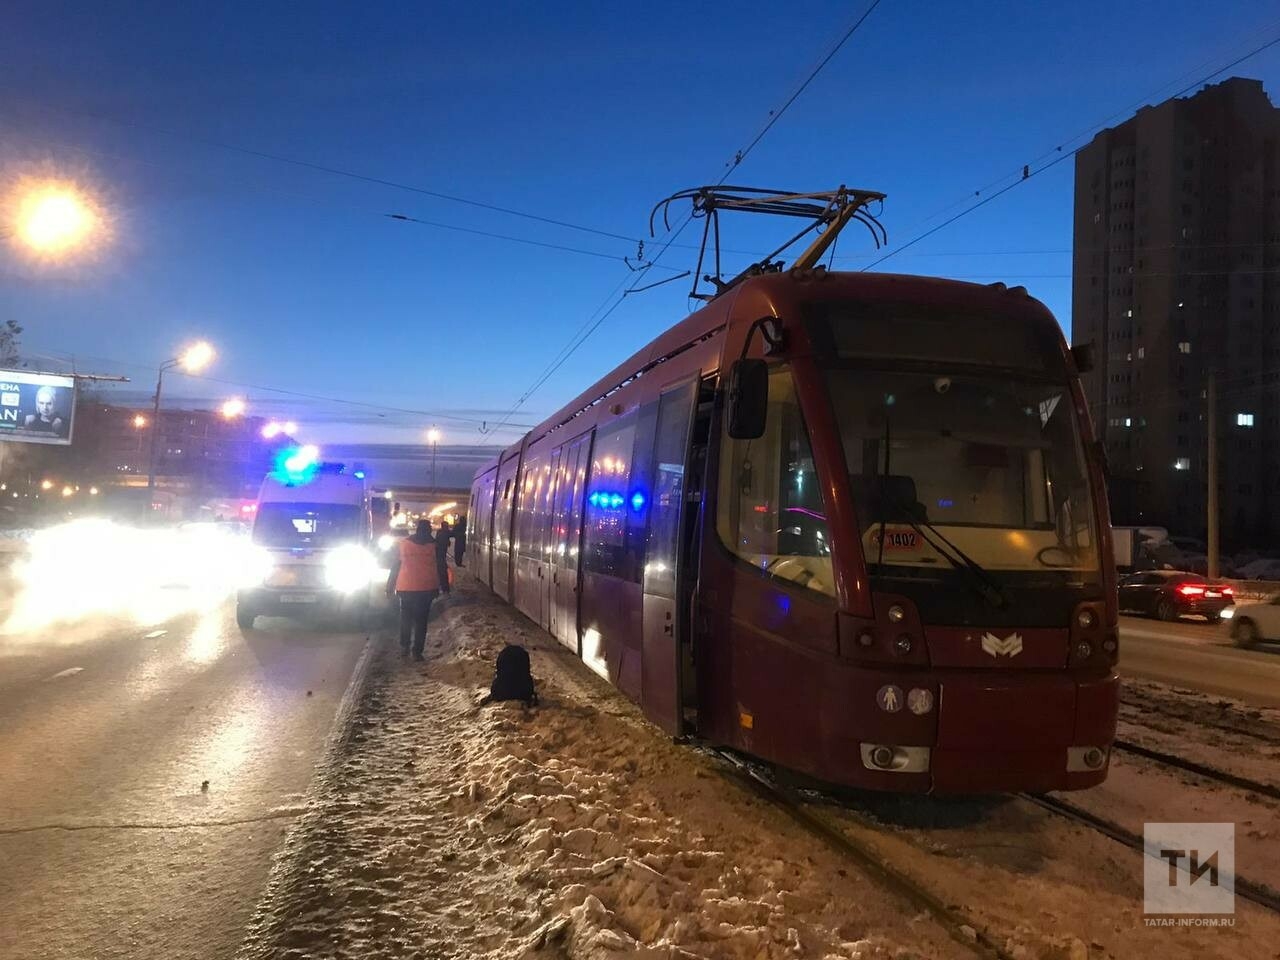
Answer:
[435,520,452,595]
[453,515,467,567]
[386,520,440,660]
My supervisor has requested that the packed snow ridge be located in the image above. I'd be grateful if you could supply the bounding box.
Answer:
[238,579,971,960]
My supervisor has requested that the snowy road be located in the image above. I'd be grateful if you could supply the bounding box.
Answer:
[0,604,372,960]
[1118,615,1280,706]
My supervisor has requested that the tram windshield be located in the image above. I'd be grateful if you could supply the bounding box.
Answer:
[828,369,1100,576]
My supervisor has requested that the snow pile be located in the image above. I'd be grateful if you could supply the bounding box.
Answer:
[240,581,963,960]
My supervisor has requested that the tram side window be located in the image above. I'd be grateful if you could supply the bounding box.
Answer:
[515,457,546,560]
[583,413,639,581]
[716,367,834,597]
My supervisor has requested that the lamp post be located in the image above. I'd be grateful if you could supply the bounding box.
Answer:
[427,427,442,489]
[147,341,215,495]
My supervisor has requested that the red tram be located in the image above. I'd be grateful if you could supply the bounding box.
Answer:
[467,263,1118,794]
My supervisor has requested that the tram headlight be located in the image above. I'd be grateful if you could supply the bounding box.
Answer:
[893,635,913,655]
[857,631,876,648]
[887,604,906,624]
[869,746,895,769]
[1074,640,1093,660]
[1076,608,1097,629]
[1083,747,1105,769]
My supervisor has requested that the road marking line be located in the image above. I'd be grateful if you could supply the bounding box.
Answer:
[45,667,84,681]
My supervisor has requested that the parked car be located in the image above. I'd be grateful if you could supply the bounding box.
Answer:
[1235,557,1280,581]
[1117,570,1235,622]
[1222,595,1280,647]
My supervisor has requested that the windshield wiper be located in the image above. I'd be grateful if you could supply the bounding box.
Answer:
[870,397,1008,609]
[888,510,1011,610]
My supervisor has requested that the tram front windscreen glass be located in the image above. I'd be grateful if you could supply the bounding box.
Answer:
[825,368,1100,575]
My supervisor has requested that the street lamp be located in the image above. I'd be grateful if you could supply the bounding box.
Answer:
[132,413,147,429]
[426,427,442,489]
[220,397,246,419]
[147,341,215,494]
[6,178,105,261]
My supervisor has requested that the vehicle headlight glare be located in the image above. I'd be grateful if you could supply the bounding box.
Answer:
[240,546,275,587]
[325,544,378,593]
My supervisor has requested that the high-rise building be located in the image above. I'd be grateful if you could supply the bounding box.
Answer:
[1072,77,1280,549]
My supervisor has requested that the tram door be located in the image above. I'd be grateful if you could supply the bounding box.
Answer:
[540,446,563,634]
[641,380,698,736]
[548,432,590,653]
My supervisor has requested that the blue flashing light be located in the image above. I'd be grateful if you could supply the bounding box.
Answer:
[589,489,641,511]
[272,445,320,484]
[354,470,366,480]
[777,594,792,616]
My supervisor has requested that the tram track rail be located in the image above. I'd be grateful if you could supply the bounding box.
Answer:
[1112,738,1280,801]
[710,743,1280,954]
[1021,793,1280,915]
[709,749,1016,960]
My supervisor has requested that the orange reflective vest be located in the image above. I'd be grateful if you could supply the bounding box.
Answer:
[395,537,441,592]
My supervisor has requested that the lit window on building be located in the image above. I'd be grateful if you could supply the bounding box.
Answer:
[1178,341,1191,354]
[1174,458,1191,471]
[1237,413,1255,428]
[1137,347,1145,359]
[1124,418,1132,427]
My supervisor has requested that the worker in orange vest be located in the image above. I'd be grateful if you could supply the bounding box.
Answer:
[386,520,441,660]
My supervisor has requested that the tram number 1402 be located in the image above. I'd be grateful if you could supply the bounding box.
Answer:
[870,530,919,550]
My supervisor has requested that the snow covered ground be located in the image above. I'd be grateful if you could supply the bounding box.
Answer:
[239,581,970,960]
[238,576,1280,960]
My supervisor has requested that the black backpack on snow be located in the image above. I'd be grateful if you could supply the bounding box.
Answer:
[482,644,538,706]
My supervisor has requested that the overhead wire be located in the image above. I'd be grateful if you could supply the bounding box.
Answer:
[0,101,641,245]
[902,15,1280,235]
[483,0,887,435]
[22,347,536,431]
[865,29,1280,270]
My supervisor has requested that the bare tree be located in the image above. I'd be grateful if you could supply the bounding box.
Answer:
[0,319,23,366]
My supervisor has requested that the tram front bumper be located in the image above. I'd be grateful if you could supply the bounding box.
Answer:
[855,671,1118,794]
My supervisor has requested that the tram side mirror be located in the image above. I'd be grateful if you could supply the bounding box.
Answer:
[728,359,768,439]
[1070,343,1095,374]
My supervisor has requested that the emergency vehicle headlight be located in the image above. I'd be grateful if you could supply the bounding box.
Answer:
[239,546,275,587]
[325,544,378,592]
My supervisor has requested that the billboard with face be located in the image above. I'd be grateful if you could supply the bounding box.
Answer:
[0,370,77,445]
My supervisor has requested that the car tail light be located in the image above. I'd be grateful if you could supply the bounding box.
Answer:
[1177,584,1206,597]
[1222,587,1234,597]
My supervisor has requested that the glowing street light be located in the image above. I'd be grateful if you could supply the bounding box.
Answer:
[6,178,105,260]
[220,397,246,419]
[132,413,147,429]
[89,486,99,495]
[261,420,297,439]
[40,479,53,491]
[61,485,74,498]
[148,341,217,493]
[179,341,215,372]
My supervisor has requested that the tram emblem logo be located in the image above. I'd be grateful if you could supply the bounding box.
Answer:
[980,632,1023,657]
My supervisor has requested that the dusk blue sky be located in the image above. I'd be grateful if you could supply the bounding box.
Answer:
[2,1,1278,455]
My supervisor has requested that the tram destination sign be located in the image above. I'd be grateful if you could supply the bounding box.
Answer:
[0,369,77,446]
